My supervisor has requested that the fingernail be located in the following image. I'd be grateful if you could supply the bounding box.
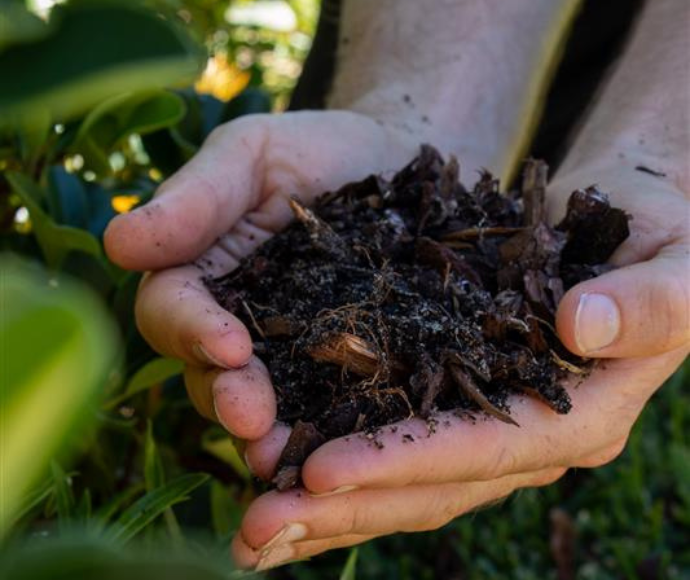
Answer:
[261,522,308,553]
[256,543,296,571]
[243,450,255,474]
[193,342,229,368]
[308,485,359,498]
[575,293,621,353]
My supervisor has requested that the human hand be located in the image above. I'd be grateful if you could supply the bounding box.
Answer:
[229,161,689,570]
[104,110,419,440]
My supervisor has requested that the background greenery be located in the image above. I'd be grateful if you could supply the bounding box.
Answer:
[0,1,687,578]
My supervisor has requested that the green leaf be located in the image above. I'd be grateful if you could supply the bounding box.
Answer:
[108,473,209,544]
[105,357,184,408]
[71,90,186,175]
[6,172,102,268]
[0,2,51,51]
[91,483,145,531]
[6,479,54,532]
[144,421,165,492]
[50,462,75,526]
[340,548,359,580]
[0,3,202,128]
[0,256,118,538]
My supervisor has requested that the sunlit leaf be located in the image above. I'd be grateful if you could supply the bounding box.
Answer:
[0,2,51,50]
[0,3,202,128]
[71,90,186,175]
[0,255,118,538]
[108,473,209,544]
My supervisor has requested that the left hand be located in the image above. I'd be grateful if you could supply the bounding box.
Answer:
[232,161,690,571]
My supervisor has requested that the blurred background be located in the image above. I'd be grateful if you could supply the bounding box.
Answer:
[0,1,688,579]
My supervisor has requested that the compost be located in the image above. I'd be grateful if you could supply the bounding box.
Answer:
[205,145,630,489]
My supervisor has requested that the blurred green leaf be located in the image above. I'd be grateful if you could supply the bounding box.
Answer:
[72,90,186,175]
[144,421,166,492]
[340,548,359,580]
[17,108,52,167]
[0,536,232,580]
[0,1,51,50]
[7,172,102,268]
[51,461,76,527]
[105,357,184,408]
[6,479,54,532]
[108,473,209,544]
[0,3,202,127]
[0,255,118,538]
[91,483,145,532]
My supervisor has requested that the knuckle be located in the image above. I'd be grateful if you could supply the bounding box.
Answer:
[416,489,462,532]
[649,267,690,351]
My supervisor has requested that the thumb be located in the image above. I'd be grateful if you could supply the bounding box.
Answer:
[104,118,267,271]
[556,245,690,358]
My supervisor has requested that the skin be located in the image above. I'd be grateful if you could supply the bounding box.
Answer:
[104,0,690,570]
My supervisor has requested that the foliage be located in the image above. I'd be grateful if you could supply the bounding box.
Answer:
[1,1,688,579]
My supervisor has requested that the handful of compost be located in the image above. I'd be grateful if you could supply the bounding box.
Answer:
[205,145,630,489]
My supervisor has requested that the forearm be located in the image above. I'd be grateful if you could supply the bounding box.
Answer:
[556,0,690,197]
[327,0,582,181]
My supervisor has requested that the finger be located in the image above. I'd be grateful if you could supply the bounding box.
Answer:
[184,356,276,440]
[104,117,268,271]
[238,468,564,562]
[301,347,687,493]
[244,422,292,480]
[556,244,690,357]
[231,530,374,570]
[135,264,252,368]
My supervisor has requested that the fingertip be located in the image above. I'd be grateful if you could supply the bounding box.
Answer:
[231,533,259,569]
[103,212,142,270]
[212,359,277,440]
[244,423,291,480]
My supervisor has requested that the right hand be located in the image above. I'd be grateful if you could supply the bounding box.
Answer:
[104,110,419,440]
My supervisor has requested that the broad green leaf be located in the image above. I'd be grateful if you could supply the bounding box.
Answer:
[71,90,186,175]
[105,357,184,408]
[0,3,202,128]
[108,473,209,544]
[6,172,102,268]
[202,432,251,481]
[0,256,118,538]
[5,479,54,532]
[0,2,51,50]
[339,548,359,580]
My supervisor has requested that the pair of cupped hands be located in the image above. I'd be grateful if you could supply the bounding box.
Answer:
[104,111,689,570]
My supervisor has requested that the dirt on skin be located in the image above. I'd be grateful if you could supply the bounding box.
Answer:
[205,145,630,489]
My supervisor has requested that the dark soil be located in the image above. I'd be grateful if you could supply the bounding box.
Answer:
[205,145,630,489]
